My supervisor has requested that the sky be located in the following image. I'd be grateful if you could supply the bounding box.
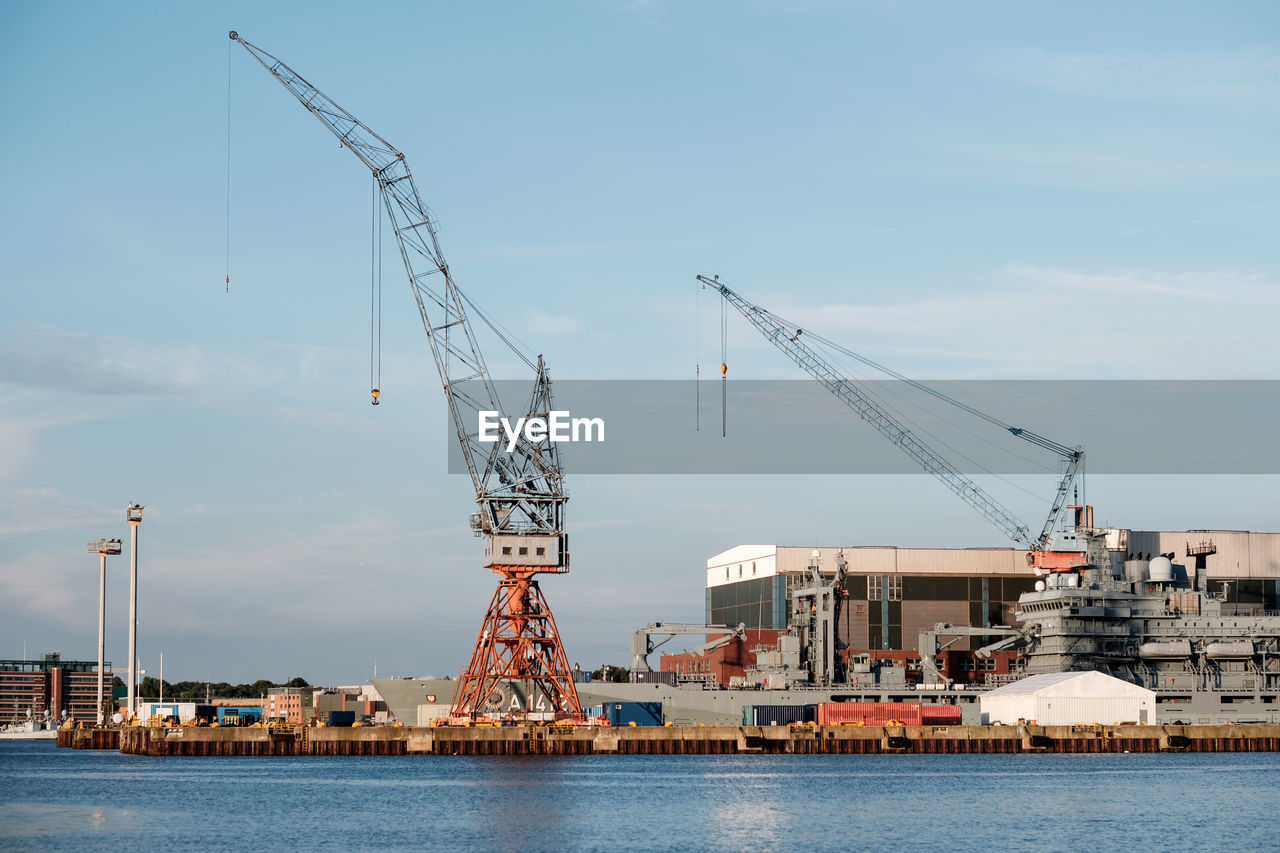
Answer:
[2,1,1277,686]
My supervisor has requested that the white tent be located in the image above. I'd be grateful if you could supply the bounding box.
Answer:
[980,671,1156,726]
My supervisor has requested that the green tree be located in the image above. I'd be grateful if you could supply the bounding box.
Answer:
[138,677,172,698]
[592,665,630,683]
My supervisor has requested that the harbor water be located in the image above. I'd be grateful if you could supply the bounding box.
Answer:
[3,740,1278,851]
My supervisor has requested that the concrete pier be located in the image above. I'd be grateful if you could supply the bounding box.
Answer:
[72,723,1280,757]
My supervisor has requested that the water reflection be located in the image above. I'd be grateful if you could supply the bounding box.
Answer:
[4,743,1280,851]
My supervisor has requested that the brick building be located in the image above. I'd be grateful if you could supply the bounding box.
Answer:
[0,653,108,724]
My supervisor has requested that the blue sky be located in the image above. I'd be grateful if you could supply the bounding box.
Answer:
[2,1,1277,685]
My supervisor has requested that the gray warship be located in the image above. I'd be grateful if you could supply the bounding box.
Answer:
[1006,535,1280,723]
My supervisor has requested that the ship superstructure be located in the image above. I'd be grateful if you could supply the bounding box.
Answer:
[1014,548,1280,723]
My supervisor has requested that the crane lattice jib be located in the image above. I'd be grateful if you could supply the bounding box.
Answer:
[699,275,1036,548]
[232,33,564,539]
[1036,448,1083,548]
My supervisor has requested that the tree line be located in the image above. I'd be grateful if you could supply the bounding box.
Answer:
[134,676,311,700]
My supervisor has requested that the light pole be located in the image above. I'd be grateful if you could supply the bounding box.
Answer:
[87,538,122,726]
[126,504,143,720]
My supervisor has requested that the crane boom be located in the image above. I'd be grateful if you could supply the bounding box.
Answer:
[231,33,565,561]
[699,275,1084,553]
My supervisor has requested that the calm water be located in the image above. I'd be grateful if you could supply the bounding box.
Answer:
[2,740,1278,852]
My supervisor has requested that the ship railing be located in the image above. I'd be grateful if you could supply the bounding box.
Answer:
[982,673,1022,687]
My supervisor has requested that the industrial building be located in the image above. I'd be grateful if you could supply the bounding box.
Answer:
[659,530,1280,687]
[0,653,109,724]
[264,687,305,723]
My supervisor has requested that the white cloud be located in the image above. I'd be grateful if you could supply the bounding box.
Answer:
[0,392,106,481]
[0,487,116,537]
[274,405,384,434]
[921,137,1273,189]
[525,310,585,338]
[987,48,1280,109]
[0,325,209,396]
[757,265,1280,379]
[612,0,672,28]
[1003,264,1279,305]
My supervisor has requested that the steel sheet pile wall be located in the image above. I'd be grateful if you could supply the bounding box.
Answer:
[83,722,1280,756]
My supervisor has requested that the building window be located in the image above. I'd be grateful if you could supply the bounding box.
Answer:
[888,576,902,601]
[738,565,742,578]
[502,546,512,556]
[868,576,882,601]
[725,567,729,580]
[519,547,528,556]
[752,561,756,575]
[536,547,545,556]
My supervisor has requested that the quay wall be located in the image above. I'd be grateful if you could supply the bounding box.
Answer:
[99,723,1280,756]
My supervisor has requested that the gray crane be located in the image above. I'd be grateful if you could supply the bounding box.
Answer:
[697,274,1085,568]
[232,33,580,721]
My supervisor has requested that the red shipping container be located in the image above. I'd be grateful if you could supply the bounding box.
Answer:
[919,704,962,725]
[816,702,922,726]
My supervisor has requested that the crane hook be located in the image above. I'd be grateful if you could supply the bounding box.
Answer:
[370,388,380,406]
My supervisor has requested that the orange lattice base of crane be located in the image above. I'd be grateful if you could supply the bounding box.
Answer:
[449,569,584,724]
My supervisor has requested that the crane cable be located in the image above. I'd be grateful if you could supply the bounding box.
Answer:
[749,299,1052,470]
[225,36,232,294]
[695,282,700,431]
[720,287,727,437]
[786,308,1052,499]
[370,176,382,405]
[714,287,1052,503]
[458,290,538,373]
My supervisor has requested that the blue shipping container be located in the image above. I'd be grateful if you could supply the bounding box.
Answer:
[217,706,262,725]
[606,702,663,727]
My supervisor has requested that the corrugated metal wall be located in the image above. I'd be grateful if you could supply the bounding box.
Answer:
[982,695,1151,726]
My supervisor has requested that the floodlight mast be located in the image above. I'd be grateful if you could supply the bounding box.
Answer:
[230,32,580,722]
[87,538,122,725]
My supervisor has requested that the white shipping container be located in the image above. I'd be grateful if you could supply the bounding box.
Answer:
[139,702,197,723]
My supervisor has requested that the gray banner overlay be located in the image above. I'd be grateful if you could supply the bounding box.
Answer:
[447,380,1280,475]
